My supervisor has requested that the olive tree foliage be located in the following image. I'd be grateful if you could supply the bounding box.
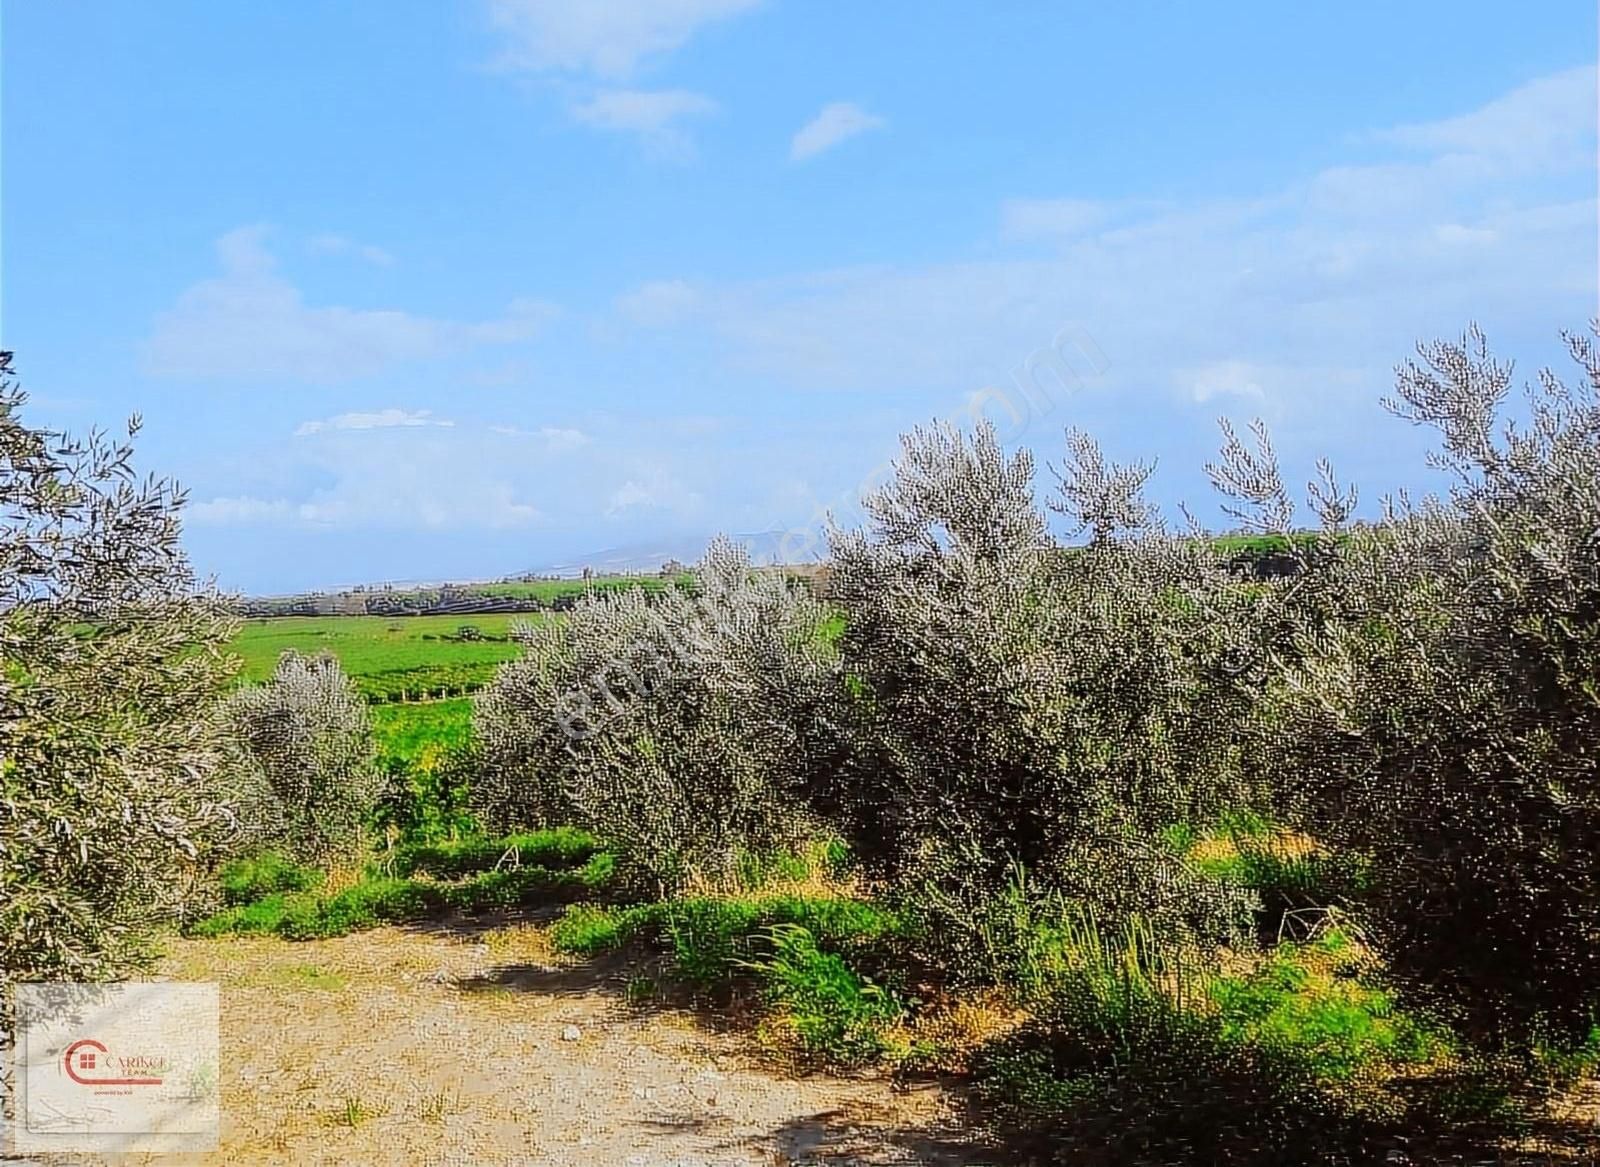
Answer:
[475,537,836,891]
[1252,325,1600,1044]
[0,352,239,984]
[822,422,1263,966]
[219,650,379,863]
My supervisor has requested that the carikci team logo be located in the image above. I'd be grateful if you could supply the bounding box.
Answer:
[62,1037,170,1089]
[11,982,220,1154]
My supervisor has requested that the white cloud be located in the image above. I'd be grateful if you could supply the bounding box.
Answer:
[1368,65,1596,175]
[190,430,545,532]
[308,233,395,266]
[789,102,886,161]
[487,0,759,79]
[568,88,717,157]
[188,496,294,525]
[145,227,556,382]
[1186,360,1268,404]
[614,278,700,327]
[490,424,591,450]
[295,409,455,437]
[605,471,702,517]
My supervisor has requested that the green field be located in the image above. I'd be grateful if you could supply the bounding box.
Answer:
[371,698,475,765]
[229,614,535,702]
[471,574,692,602]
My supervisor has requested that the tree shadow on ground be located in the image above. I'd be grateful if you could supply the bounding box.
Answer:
[453,952,637,1000]
[396,901,572,939]
[756,1091,1016,1166]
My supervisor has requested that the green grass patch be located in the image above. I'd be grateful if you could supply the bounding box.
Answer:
[383,827,603,880]
[218,851,324,905]
[972,914,1453,1159]
[189,858,613,941]
[548,894,910,1067]
[548,893,908,990]
[753,923,905,1066]
[371,698,474,765]
[228,614,531,701]
[1210,932,1447,1083]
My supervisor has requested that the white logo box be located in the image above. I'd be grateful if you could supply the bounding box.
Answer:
[10,982,220,1154]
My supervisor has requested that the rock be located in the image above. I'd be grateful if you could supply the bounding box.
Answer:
[560,1024,582,1042]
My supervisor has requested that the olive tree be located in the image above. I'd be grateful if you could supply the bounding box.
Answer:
[0,352,239,984]
[476,537,836,891]
[219,650,379,863]
[1256,326,1600,1044]
[823,422,1261,972]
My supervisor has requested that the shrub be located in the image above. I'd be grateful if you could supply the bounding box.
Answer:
[1257,326,1600,1046]
[0,352,240,986]
[475,537,837,891]
[220,650,381,863]
[822,421,1261,968]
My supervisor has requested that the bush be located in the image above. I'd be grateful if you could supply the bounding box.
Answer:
[821,422,1262,968]
[475,537,837,891]
[1257,327,1600,1046]
[220,650,381,863]
[0,352,240,986]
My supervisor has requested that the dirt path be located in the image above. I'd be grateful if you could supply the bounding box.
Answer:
[145,925,994,1166]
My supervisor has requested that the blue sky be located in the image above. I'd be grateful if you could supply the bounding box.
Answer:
[4,2,1596,593]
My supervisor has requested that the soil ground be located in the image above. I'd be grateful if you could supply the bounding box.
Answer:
[135,923,993,1167]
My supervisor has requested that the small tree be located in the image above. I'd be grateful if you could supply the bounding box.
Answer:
[220,650,379,863]
[0,352,239,984]
[1256,326,1600,1045]
[823,422,1260,972]
[476,537,834,890]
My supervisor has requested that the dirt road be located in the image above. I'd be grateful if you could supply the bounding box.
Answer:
[148,925,994,1166]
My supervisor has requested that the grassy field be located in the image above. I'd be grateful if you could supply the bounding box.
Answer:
[371,698,475,765]
[471,573,691,602]
[229,614,535,702]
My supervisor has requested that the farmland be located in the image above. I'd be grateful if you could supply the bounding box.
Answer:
[229,614,533,702]
[370,697,474,766]
[227,616,525,765]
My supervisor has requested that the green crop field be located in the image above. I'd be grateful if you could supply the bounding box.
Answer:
[228,614,538,702]
[471,574,692,602]
[371,698,475,765]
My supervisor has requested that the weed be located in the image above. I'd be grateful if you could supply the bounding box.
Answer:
[325,1095,387,1128]
[416,1087,461,1123]
[751,923,904,1067]
[219,852,324,905]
